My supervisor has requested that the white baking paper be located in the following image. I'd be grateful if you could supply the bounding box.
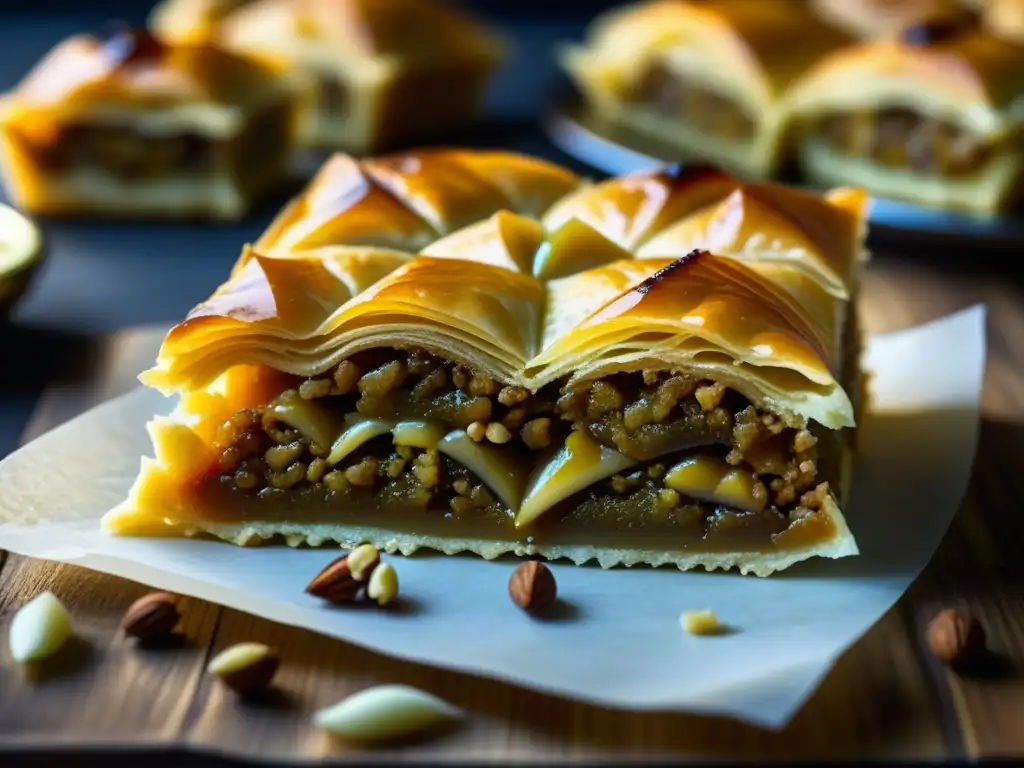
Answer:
[0,306,986,730]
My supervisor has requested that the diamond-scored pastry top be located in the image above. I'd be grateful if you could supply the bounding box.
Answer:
[150,149,867,396]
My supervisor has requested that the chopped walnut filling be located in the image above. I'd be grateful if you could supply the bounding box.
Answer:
[817,108,992,178]
[296,349,559,450]
[209,355,829,533]
[628,61,757,140]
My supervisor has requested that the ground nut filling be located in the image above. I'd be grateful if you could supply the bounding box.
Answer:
[555,370,822,509]
[816,108,992,178]
[206,354,834,544]
[296,349,561,450]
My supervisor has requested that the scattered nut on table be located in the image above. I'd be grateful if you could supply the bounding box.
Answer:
[927,607,986,666]
[680,609,724,636]
[367,562,399,607]
[313,684,462,743]
[9,591,73,663]
[306,545,398,606]
[508,561,557,614]
[207,642,280,696]
[120,591,181,642]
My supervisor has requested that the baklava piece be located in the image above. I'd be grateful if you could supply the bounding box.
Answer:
[558,0,852,179]
[105,150,868,577]
[786,17,1024,213]
[810,0,975,39]
[216,0,506,153]
[0,26,296,220]
[149,0,257,44]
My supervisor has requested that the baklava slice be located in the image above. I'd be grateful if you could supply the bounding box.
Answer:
[0,26,296,219]
[810,0,974,39]
[105,150,867,576]
[787,17,1024,213]
[217,0,506,153]
[559,0,852,178]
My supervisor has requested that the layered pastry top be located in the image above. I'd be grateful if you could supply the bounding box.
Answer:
[106,149,869,577]
[559,0,854,178]
[0,25,297,218]
[786,16,1024,211]
[213,0,506,151]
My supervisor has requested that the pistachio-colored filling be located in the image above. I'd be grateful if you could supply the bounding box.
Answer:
[627,61,757,140]
[817,108,993,177]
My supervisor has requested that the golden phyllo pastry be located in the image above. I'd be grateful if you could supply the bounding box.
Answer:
[559,0,853,179]
[0,25,296,220]
[105,150,869,577]
[786,17,1024,213]
[810,0,974,39]
[149,0,258,44]
[215,0,505,153]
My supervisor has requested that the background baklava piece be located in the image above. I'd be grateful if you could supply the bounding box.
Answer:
[149,0,258,44]
[786,18,1024,213]
[217,0,506,154]
[0,26,298,220]
[558,0,852,179]
[810,0,976,39]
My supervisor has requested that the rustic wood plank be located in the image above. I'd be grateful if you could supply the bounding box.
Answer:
[2,259,1016,760]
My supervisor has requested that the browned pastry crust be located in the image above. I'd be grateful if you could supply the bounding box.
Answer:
[786,18,1024,212]
[210,0,506,153]
[559,0,853,179]
[0,26,297,219]
[106,151,869,577]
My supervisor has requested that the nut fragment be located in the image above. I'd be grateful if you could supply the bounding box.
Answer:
[927,608,986,666]
[367,563,399,606]
[9,592,73,663]
[207,642,279,696]
[347,544,381,582]
[313,684,462,742]
[680,609,724,636]
[306,554,363,604]
[508,561,557,613]
[121,591,181,641]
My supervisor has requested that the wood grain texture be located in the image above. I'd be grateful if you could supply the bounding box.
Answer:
[0,258,1020,760]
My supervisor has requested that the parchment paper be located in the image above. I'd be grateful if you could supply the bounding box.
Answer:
[0,306,986,729]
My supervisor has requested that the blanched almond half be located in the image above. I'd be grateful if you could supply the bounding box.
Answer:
[314,684,462,742]
[9,591,72,663]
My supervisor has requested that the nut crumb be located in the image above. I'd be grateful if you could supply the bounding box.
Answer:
[680,609,725,636]
[927,607,986,666]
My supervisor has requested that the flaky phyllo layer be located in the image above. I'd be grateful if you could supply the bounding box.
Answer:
[106,149,871,576]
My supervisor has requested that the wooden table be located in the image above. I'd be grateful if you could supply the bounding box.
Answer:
[0,255,1020,763]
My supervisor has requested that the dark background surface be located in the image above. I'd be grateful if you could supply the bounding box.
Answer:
[0,3,595,459]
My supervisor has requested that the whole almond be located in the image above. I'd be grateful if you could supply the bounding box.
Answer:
[313,684,462,742]
[509,561,557,613]
[306,555,362,604]
[9,592,73,663]
[928,608,986,666]
[121,592,180,641]
[208,642,279,696]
